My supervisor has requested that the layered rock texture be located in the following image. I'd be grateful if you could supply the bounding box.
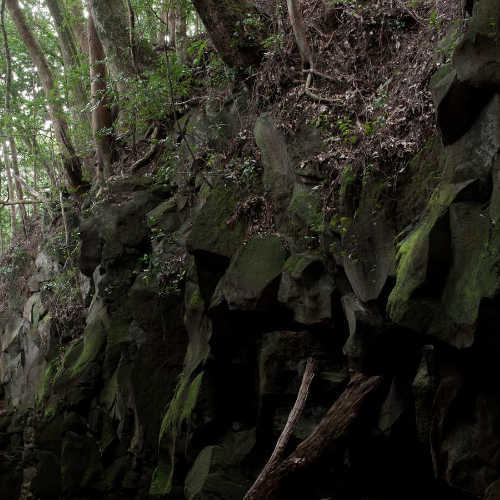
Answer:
[0,1,499,499]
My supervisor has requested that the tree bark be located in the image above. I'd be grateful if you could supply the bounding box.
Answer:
[88,10,113,181]
[3,141,17,236]
[8,138,27,231]
[286,0,313,66]
[5,0,85,192]
[1,0,26,231]
[246,359,316,500]
[175,2,187,59]
[87,0,138,82]
[245,374,384,500]
[28,134,58,190]
[45,0,89,117]
[191,0,265,68]
[69,0,89,55]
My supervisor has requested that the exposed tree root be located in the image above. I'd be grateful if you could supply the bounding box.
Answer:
[287,0,338,103]
[131,126,163,171]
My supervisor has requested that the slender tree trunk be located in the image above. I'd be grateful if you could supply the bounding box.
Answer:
[3,142,17,236]
[8,137,27,232]
[30,134,58,190]
[87,0,138,82]
[33,148,38,217]
[5,0,85,192]
[168,0,176,49]
[88,11,113,182]
[191,0,265,68]
[287,0,313,67]
[69,0,89,55]
[175,2,187,59]
[1,0,26,232]
[45,0,89,112]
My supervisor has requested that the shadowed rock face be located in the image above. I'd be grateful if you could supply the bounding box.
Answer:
[1,4,500,499]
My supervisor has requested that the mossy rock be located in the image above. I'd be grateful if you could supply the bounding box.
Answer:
[285,184,323,250]
[184,429,255,500]
[387,181,470,332]
[339,176,395,302]
[444,95,500,185]
[212,235,289,311]
[187,185,246,260]
[454,0,500,87]
[389,96,500,346]
[254,114,295,209]
[278,254,334,325]
[71,318,107,377]
[151,371,205,496]
[147,198,181,234]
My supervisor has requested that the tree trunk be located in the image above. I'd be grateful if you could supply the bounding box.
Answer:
[175,2,187,59]
[87,0,138,82]
[88,10,113,182]
[69,0,89,55]
[3,142,17,236]
[1,0,26,231]
[286,0,313,66]
[30,134,58,190]
[8,137,27,231]
[245,374,385,500]
[168,0,176,49]
[191,0,265,68]
[5,0,85,192]
[45,0,89,118]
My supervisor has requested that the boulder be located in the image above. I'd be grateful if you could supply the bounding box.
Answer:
[278,253,334,325]
[454,0,500,88]
[211,236,288,311]
[341,293,383,369]
[187,185,247,260]
[254,114,295,210]
[339,177,395,302]
[184,429,255,500]
[147,198,181,235]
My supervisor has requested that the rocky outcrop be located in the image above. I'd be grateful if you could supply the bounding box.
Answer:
[0,4,499,499]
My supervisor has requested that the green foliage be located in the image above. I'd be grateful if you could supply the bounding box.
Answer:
[428,12,443,30]
[373,78,391,109]
[336,117,357,143]
[138,250,186,297]
[262,33,285,57]
[0,241,30,288]
[41,265,85,339]
[308,112,330,130]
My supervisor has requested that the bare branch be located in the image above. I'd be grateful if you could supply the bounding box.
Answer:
[245,358,317,500]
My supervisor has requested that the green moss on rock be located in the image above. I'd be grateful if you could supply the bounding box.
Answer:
[213,235,289,311]
[186,185,246,259]
[388,182,468,329]
[71,320,107,377]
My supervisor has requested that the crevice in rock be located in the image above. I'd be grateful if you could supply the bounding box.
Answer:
[413,211,452,300]
[437,81,494,145]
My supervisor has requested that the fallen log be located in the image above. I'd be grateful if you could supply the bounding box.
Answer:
[245,373,384,500]
[245,358,317,499]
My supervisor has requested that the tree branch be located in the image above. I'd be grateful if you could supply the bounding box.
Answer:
[244,374,385,500]
[0,199,46,205]
[245,358,316,500]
